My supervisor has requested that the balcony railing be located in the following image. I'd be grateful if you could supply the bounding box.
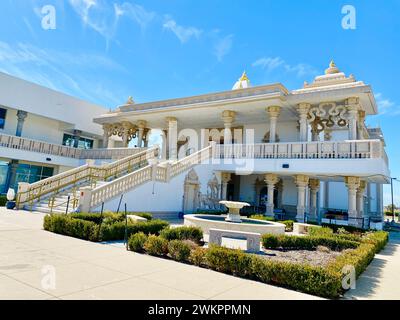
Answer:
[0,133,147,160]
[212,139,388,163]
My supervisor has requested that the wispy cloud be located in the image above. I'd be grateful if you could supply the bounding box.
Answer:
[375,93,400,115]
[252,56,318,77]
[213,33,234,62]
[163,17,202,43]
[68,0,155,47]
[0,41,126,106]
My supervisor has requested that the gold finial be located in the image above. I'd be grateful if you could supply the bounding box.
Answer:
[126,96,135,105]
[240,71,249,82]
[325,59,340,74]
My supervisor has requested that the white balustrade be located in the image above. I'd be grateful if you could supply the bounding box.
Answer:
[0,133,148,160]
[16,147,159,207]
[212,140,386,161]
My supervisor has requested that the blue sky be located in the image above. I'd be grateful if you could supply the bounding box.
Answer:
[0,0,399,205]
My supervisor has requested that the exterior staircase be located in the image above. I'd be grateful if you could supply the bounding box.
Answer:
[17,144,214,214]
[16,147,159,213]
[31,181,109,214]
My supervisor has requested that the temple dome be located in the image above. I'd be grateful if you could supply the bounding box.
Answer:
[325,60,340,74]
[232,71,251,90]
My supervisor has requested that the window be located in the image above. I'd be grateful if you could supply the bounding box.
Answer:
[0,108,7,129]
[14,164,54,187]
[62,133,94,149]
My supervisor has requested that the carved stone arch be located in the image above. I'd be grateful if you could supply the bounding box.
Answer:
[183,168,200,213]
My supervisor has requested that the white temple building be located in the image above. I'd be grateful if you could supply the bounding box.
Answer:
[13,61,390,229]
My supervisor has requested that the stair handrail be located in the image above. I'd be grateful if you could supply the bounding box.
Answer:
[84,144,214,211]
[16,146,159,208]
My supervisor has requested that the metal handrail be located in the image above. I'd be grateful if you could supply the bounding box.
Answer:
[16,147,159,208]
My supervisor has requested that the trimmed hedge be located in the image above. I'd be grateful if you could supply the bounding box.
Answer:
[160,226,203,244]
[205,245,341,298]
[308,226,334,237]
[99,219,169,241]
[0,195,7,206]
[70,212,124,224]
[43,214,98,241]
[249,215,294,232]
[43,214,168,242]
[262,234,360,251]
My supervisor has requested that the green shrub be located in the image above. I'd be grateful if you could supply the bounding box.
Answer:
[43,214,99,241]
[128,232,148,252]
[251,256,342,298]
[308,226,334,237]
[261,234,359,251]
[144,235,169,256]
[168,240,192,262]
[249,214,275,222]
[282,220,294,232]
[70,212,124,224]
[328,231,388,279]
[99,219,169,241]
[160,226,203,244]
[189,247,207,266]
[261,234,279,249]
[205,245,253,277]
[321,223,364,234]
[0,195,7,206]
[361,231,389,253]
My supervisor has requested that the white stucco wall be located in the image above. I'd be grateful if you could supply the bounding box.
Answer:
[96,164,220,213]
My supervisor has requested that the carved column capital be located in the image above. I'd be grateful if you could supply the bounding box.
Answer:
[266,106,281,118]
[357,180,367,194]
[345,176,361,190]
[264,173,279,186]
[166,116,177,123]
[346,97,360,114]
[137,120,147,128]
[221,172,232,184]
[222,110,236,125]
[309,178,320,191]
[296,103,311,116]
[294,174,309,187]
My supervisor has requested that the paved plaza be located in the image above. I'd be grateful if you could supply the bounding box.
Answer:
[0,209,318,300]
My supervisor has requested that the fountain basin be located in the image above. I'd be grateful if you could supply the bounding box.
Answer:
[184,214,286,235]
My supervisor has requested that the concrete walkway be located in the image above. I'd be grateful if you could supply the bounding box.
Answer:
[0,209,318,300]
[344,231,400,300]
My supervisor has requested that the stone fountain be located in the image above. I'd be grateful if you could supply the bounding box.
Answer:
[219,200,250,223]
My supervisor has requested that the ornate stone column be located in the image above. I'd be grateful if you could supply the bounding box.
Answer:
[16,110,28,137]
[345,176,361,227]
[137,120,147,147]
[356,180,367,219]
[102,124,111,149]
[266,106,281,143]
[221,172,231,200]
[222,110,236,144]
[121,121,132,147]
[166,117,178,161]
[294,174,309,222]
[357,110,366,140]
[309,179,320,222]
[264,173,279,217]
[346,97,360,140]
[296,103,310,142]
